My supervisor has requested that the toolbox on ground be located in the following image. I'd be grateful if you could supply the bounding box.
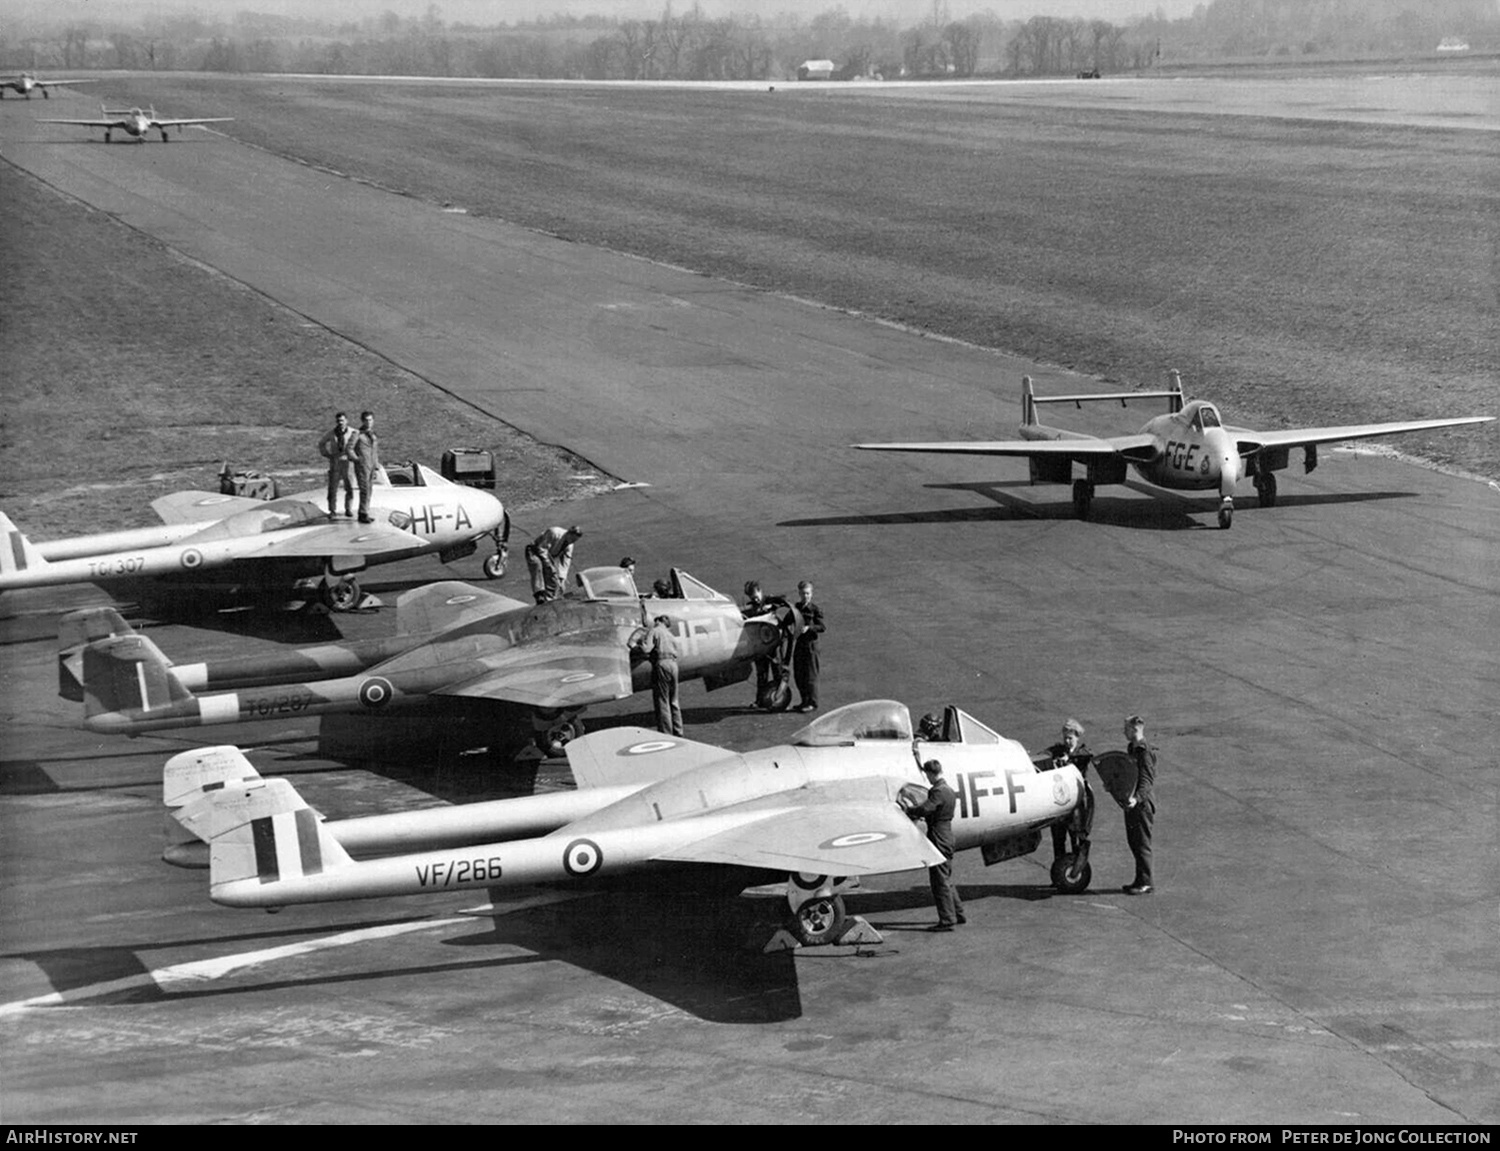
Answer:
[441,448,497,490]
[218,464,280,501]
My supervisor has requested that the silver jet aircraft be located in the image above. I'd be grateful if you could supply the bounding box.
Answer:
[1,73,97,99]
[856,371,1492,528]
[2,463,507,610]
[182,700,1094,945]
[71,567,790,760]
[39,102,233,143]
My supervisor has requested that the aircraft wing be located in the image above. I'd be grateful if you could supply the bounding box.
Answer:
[197,520,427,558]
[566,725,745,789]
[428,631,634,709]
[151,491,268,524]
[395,581,530,636]
[1234,417,1493,455]
[39,79,98,88]
[854,433,1159,462]
[37,117,127,128]
[653,779,943,876]
[152,118,235,128]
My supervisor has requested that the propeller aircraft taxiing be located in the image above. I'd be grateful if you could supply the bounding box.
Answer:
[66,567,794,761]
[1,462,507,611]
[855,371,1493,528]
[39,102,233,143]
[1,72,97,99]
[174,700,1095,945]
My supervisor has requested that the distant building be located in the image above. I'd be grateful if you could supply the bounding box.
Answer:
[797,59,836,81]
[1436,37,1470,52]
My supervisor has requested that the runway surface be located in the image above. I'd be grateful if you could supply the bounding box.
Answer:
[1,81,1496,1124]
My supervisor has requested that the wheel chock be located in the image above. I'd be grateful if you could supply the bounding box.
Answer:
[834,916,883,945]
[762,928,802,954]
[354,592,384,611]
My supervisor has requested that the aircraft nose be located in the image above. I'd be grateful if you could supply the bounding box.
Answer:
[471,489,505,532]
[1207,428,1240,499]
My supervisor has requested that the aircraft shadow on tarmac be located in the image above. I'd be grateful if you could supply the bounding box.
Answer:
[779,481,1418,532]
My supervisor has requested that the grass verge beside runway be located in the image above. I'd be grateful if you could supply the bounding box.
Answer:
[56,72,1500,480]
[0,161,612,537]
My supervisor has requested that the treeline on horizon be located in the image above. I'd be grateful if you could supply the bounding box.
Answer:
[4,0,1497,82]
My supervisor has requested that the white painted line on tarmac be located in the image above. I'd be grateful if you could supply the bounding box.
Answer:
[0,916,470,1017]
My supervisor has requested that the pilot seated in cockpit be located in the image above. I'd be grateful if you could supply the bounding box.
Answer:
[917,712,945,742]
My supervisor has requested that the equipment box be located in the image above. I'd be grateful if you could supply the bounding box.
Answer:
[441,448,497,490]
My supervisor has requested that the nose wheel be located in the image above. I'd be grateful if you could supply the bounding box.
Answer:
[482,545,507,580]
[1217,498,1233,530]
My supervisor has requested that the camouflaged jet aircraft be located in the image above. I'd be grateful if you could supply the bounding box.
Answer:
[1,463,507,611]
[1,72,97,99]
[71,567,791,760]
[855,371,1493,528]
[182,700,1094,945]
[39,101,232,143]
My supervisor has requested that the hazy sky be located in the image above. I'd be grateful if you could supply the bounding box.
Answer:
[1,0,1204,31]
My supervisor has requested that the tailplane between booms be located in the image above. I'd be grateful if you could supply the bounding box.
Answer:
[1021,369,1185,427]
[82,633,194,721]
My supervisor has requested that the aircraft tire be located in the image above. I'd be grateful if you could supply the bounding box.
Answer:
[1050,854,1092,895]
[1218,505,1233,530]
[792,894,847,946]
[321,576,360,612]
[537,718,584,758]
[766,681,792,712]
[482,551,506,579]
[1072,479,1093,520]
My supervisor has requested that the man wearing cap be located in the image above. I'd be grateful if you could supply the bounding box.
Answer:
[1121,714,1157,894]
[1042,718,1093,865]
[525,525,583,604]
[633,614,683,736]
[791,579,825,712]
[904,758,966,931]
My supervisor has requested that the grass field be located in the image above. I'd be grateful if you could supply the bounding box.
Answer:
[0,166,611,537]
[60,72,1498,482]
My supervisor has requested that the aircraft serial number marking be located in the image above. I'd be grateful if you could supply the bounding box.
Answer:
[415,857,503,887]
[242,693,314,718]
[86,555,146,576]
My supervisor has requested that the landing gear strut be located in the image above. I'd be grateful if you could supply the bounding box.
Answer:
[1050,782,1095,894]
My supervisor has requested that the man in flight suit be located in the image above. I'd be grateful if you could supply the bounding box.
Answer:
[318,411,356,518]
[905,759,966,931]
[791,580,825,712]
[525,525,583,604]
[1121,714,1157,894]
[351,410,380,524]
[633,614,683,736]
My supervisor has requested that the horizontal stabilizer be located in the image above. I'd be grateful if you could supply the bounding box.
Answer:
[164,745,263,808]
[58,607,137,702]
[83,634,193,719]
[565,725,739,790]
[396,581,528,636]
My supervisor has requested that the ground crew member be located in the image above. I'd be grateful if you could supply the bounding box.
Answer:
[525,525,582,604]
[633,613,683,736]
[351,410,380,523]
[1041,718,1093,863]
[1121,713,1157,894]
[741,580,781,708]
[791,580,825,712]
[904,758,965,931]
[318,411,355,518]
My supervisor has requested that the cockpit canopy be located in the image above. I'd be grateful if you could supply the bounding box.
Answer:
[1184,401,1222,432]
[792,700,913,746]
[571,566,730,602]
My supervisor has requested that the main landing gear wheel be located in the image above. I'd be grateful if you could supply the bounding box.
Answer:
[766,680,793,712]
[1072,479,1094,520]
[320,576,360,612]
[1218,503,1234,530]
[536,717,584,758]
[482,550,506,580]
[1254,472,1278,508]
[792,894,847,946]
[1050,853,1092,894]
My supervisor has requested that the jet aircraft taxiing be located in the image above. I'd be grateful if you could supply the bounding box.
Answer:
[183,700,1094,944]
[1,462,507,610]
[71,567,790,761]
[39,102,233,143]
[1,73,97,99]
[855,372,1493,528]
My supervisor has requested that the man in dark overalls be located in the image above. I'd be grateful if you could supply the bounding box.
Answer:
[905,758,966,931]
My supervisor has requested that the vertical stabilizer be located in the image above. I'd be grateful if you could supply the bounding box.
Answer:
[1167,369,1184,414]
[208,778,352,894]
[82,634,193,720]
[0,512,50,578]
[59,608,136,702]
[1022,376,1037,427]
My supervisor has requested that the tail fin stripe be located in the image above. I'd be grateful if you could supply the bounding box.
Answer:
[294,807,324,877]
[9,531,28,571]
[251,816,280,883]
[136,661,153,712]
